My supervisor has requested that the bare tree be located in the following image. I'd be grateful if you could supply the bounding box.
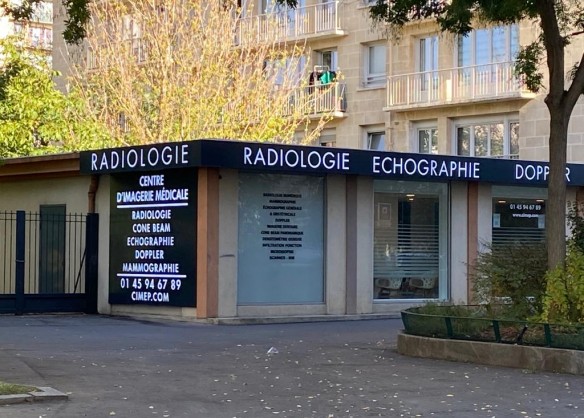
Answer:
[69,0,339,146]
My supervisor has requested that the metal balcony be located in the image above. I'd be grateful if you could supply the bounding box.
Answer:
[235,1,346,46]
[283,82,347,119]
[385,62,536,111]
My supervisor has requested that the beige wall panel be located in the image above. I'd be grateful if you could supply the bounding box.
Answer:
[0,177,88,212]
[326,175,347,315]
[218,169,238,318]
[111,305,196,319]
[237,304,326,317]
[355,176,373,314]
[95,175,112,315]
[477,184,493,254]
[450,181,468,304]
[569,145,584,163]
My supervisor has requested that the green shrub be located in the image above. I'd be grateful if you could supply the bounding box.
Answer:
[541,245,584,323]
[470,242,547,319]
[412,303,476,317]
[567,201,584,253]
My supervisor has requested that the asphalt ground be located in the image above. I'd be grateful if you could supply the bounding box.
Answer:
[0,315,583,418]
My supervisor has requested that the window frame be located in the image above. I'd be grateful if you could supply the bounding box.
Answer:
[372,180,449,302]
[417,127,439,154]
[366,130,386,151]
[319,128,336,147]
[453,115,519,158]
[456,24,519,67]
[417,35,439,91]
[363,42,387,87]
[316,48,338,72]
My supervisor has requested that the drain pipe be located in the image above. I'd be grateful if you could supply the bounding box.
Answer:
[88,175,100,213]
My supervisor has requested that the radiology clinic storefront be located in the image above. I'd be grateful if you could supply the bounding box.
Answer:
[74,140,584,320]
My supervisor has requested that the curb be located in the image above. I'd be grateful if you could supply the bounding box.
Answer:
[207,313,401,325]
[108,312,401,325]
[397,332,584,375]
[0,387,68,405]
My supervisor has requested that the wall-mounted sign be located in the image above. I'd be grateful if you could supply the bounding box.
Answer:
[80,139,584,187]
[109,169,196,306]
[493,199,546,229]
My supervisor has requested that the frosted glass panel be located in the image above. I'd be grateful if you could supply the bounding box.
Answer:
[238,173,324,304]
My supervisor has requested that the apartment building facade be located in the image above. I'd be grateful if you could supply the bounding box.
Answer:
[0,2,53,53]
[27,1,583,319]
[234,2,577,156]
[232,0,391,149]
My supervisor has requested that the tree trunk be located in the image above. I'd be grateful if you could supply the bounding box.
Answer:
[546,106,569,270]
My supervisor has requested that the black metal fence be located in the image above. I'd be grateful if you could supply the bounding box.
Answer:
[401,306,584,351]
[0,211,98,314]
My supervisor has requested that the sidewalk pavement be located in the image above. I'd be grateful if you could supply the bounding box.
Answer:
[0,314,583,418]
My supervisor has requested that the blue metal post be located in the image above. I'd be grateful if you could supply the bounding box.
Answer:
[15,211,25,315]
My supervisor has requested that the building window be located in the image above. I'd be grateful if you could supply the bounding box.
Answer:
[418,127,438,154]
[316,49,337,71]
[31,1,52,24]
[458,24,519,66]
[418,36,438,91]
[121,14,141,41]
[319,128,336,147]
[364,43,386,86]
[373,180,448,300]
[13,24,53,49]
[367,131,385,151]
[510,121,519,156]
[118,113,131,133]
[455,117,519,158]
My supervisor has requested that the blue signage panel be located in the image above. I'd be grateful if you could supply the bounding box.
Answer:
[109,169,196,306]
[80,139,584,186]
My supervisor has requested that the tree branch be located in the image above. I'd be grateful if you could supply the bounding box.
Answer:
[536,0,565,107]
[564,51,584,114]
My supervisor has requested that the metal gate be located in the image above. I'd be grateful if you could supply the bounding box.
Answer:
[0,211,98,314]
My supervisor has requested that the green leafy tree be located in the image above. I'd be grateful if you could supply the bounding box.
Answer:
[361,0,584,270]
[542,204,584,323]
[0,36,111,158]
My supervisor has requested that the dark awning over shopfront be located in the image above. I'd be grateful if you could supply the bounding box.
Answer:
[80,139,582,186]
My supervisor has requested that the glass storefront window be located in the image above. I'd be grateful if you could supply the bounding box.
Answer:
[238,173,324,304]
[492,189,546,248]
[373,181,448,300]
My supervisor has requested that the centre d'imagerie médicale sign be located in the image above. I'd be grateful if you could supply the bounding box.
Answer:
[109,169,196,306]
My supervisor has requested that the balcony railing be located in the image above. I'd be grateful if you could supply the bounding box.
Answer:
[386,62,535,110]
[235,1,345,46]
[283,82,346,118]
